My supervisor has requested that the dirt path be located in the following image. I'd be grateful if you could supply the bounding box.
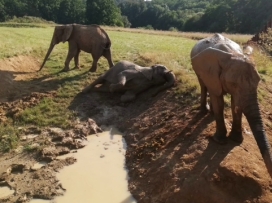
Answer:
[0,55,272,202]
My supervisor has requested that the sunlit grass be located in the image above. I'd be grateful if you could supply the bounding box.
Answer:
[0,125,19,152]
[252,45,272,76]
[16,97,75,128]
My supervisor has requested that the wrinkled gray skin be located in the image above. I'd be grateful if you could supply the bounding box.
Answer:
[40,24,114,72]
[82,60,176,102]
[191,33,272,178]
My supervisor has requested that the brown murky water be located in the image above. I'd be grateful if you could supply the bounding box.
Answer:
[54,127,136,203]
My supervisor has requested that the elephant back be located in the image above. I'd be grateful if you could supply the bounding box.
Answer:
[191,33,243,58]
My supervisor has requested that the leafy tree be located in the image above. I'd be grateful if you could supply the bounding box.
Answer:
[86,0,122,26]
[118,0,147,27]
[2,0,27,19]
[38,0,62,22]
[0,0,271,34]
[0,0,6,21]
[121,15,131,27]
[57,0,85,24]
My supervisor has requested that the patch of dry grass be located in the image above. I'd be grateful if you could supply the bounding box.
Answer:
[103,26,252,45]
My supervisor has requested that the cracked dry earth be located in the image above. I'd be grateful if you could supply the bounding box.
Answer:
[1,55,272,203]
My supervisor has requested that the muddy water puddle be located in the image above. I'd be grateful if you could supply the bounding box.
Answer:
[0,185,14,198]
[54,127,136,203]
[31,161,47,170]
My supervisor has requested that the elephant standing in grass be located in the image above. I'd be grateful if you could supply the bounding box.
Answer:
[40,24,114,72]
[82,60,176,102]
[191,33,272,178]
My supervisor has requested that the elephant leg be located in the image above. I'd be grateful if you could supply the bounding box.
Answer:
[109,72,126,93]
[82,75,106,93]
[74,49,80,69]
[198,77,209,112]
[103,49,114,68]
[210,94,227,144]
[121,91,136,102]
[228,96,243,142]
[89,49,103,72]
[63,43,77,71]
[92,83,110,92]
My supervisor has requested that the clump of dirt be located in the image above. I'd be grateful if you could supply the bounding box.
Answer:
[0,92,56,123]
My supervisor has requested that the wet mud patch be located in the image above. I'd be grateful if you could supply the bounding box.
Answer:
[54,128,136,203]
[0,119,101,203]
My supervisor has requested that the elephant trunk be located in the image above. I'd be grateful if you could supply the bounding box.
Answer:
[243,93,272,178]
[165,71,176,86]
[152,71,176,96]
[39,41,55,71]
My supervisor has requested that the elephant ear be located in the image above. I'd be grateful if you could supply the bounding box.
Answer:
[191,47,233,96]
[134,65,153,80]
[62,24,73,43]
[224,58,260,89]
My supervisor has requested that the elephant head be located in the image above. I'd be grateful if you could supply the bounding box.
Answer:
[191,47,272,177]
[150,64,176,96]
[39,25,73,71]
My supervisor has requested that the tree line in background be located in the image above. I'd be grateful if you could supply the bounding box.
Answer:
[0,0,272,34]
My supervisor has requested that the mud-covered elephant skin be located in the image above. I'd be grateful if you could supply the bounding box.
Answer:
[82,60,176,102]
[191,33,272,178]
[40,24,114,72]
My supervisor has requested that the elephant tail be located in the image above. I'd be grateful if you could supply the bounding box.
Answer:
[100,27,111,50]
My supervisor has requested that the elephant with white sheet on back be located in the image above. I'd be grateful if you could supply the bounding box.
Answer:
[82,60,176,102]
[191,33,272,178]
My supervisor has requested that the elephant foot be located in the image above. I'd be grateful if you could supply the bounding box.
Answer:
[89,66,97,72]
[198,105,209,114]
[228,131,244,143]
[212,132,228,145]
[60,67,69,72]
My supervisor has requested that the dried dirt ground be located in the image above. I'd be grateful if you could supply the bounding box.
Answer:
[1,55,272,203]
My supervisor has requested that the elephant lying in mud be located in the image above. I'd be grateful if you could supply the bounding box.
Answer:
[40,24,114,72]
[191,33,272,178]
[82,60,176,102]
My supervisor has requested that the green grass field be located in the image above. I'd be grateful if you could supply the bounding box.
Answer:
[1,24,272,151]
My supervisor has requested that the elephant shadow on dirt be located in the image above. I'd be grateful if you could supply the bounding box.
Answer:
[168,112,263,202]
[68,83,165,128]
[0,69,89,102]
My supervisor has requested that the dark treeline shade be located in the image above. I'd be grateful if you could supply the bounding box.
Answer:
[1,0,272,34]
